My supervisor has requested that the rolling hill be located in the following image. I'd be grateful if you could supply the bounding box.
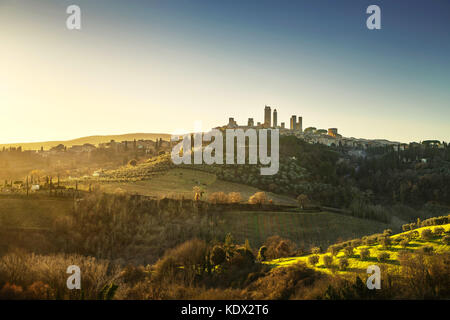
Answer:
[0,133,171,151]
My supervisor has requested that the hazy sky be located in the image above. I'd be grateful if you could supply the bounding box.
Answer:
[1,0,449,143]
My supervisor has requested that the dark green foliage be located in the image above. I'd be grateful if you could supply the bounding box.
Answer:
[363,235,377,246]
[433,227,445,237]
[210,245,226,266]
[322,255,333,268]
[380,236,392,248]
[343,246,354,257]
[328,244,342,256]
[350,239,362,248]
[338,257,349,270]
[407,230,419,240]
[400,239,409,248]
[308,255,319,265]
[419,246,434,255]
[377,252,390,262]
[359,248,370,260]
[421,229,433,240]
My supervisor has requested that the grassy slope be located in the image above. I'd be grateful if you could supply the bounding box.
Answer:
[265,224,450,276]
[96,168,298,206]
[0,196,72,229]
[222,210,391,249]
[0,133,171,151]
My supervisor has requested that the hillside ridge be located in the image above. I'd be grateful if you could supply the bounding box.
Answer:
[0,133,171,150]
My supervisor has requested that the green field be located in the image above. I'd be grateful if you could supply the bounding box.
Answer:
[221,210,391,249]
[265,224,450,275]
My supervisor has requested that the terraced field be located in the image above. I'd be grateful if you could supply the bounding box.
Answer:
[265,224,450,275]
[222,210,392,249]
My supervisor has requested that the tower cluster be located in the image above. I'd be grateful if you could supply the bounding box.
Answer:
[224,105,339,137]
[234,105,303,132]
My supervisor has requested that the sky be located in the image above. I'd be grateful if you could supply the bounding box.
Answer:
[1,0,449,144]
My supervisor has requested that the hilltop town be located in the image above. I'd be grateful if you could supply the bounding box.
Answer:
[218,105,447,152]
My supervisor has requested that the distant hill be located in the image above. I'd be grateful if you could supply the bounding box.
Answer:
[0,133,171,151]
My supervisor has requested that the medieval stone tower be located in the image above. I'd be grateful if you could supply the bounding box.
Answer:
[264,105,271,127]
[273,109,278,127]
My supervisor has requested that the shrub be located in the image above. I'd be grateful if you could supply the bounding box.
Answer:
[276,241,291,257]
[248,192,268,205]
[433,227,445,237]
[410,230,419,239]
[405,230,419,241]
[311,247,321,255]
[421,229,433,241]
[364,236,377,246]
[322,255,333,268]
[210,245,226,266]
[0,253,117,300]
[263,236,296,259]
[154,239,208,285]
[350,239,362,248]
[328,245,341,256]
[296,194,310,209]
[308,255,319,266]
[227,192,242,204]
[208,192,229,204]
[359,248,370,260]
[443,235,450,245]
[383,229,393,236]
[380,236,392,248]
[338,258,349,271]
[377,252,390,262]
[400,239,409,248]
[25,281,55,299]
[343,246,354,257]
[419,246,434,255]
[118,265,147,285]
[0,283,24,300]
